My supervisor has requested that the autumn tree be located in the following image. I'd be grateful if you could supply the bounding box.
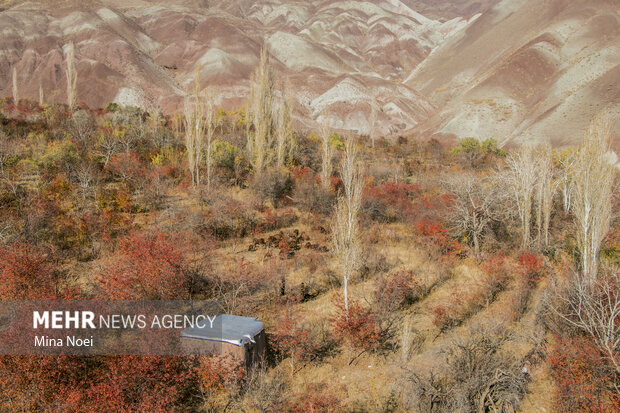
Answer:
[572,113,616,280]
[275,84,294,168]
[11,67,18,106]
[332,135,363,315]
[368,98,379,148]
[247,47,276,176]
[184,66,206,189]
[452,138,505,169]
[332,295,380,362]
[204,90,215,190]
[548,335,618,412]
[65,42,77,110]
[320,114,334,190]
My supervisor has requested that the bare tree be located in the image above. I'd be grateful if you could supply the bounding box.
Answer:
[65,42,78,109]
[557,148,577,215]
[95,128,120,167]
[332,135,363,315]
[184,66,206,189]
[204,91,215,190]
[12,67,18,106]
[572,113,615,280]
[39,84,44,107]
[247,47,276,175]
[369,98,379,148]
[68,110,96,143]
[319,113,334,191]
[75,161,96,201]
[505,145,538,249]
[445,173,502,257]
[534,145,555,247]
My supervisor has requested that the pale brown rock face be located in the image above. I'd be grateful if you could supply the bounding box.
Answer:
[1,0,618,146]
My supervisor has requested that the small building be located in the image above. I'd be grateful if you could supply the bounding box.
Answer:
[180,314,266,368]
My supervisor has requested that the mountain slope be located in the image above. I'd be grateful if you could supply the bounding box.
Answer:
[0,0,477,135]
[406,0,620,147]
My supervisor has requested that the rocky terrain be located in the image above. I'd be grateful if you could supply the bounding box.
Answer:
[406,0,620,147]
[0,0,618,146]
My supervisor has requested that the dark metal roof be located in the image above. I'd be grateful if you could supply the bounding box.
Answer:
[180,314,264,346]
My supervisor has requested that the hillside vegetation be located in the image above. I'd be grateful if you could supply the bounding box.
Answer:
[0,69,618,411]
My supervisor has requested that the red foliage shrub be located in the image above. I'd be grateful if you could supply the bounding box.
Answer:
[292,167,313,181]
[0,355,86,411]
[107,152,146,184]
[331,295,381,352]
[196,355,245,399]
[415,219,461,257]
[329,176,344,193]
[0,243,56,299]
[270,308,321,371]
[481,251,510,292]
[415,219,446,237]
[362,181,419,222]
[0,355,195,412]
[517,252,545,286]
[374,269,424,312]
[97,231,188,299]
[548,335,619,413]
[83,356,194,412]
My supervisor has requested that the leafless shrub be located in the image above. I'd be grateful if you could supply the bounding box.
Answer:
[549,267,620,374]
[444,173,504,257]
[241,368,289,412]
[293,172,334,215]
[404,325,528,412]
[400,317,424,363]
[74,161,96,201]
[252,169,293,207]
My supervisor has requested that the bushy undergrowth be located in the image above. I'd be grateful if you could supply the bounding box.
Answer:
[0,99,617,412]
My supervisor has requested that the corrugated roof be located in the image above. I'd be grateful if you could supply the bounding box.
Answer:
[180,314,264,346]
